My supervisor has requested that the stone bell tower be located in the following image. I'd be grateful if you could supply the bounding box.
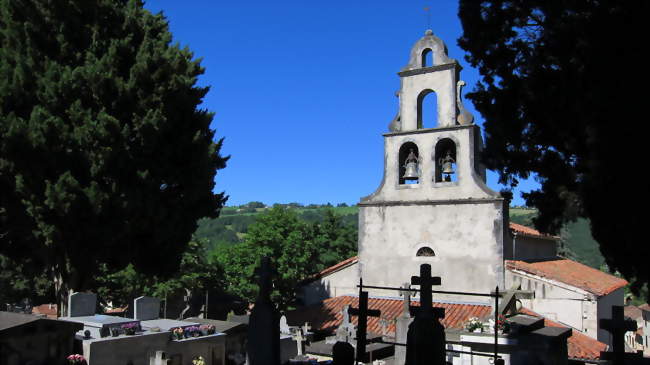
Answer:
[358,30,508,303]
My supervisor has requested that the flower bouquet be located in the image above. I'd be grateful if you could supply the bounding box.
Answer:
[171,327,184,340]
[199,324,216,335]
[186,325,201,337]
[464,317,484,333]
[121,322,139,335]
[67,354,86,364]
[192,356,206,365]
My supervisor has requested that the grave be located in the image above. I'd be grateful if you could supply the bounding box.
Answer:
[134,296,161,321]
[68,292,97,317]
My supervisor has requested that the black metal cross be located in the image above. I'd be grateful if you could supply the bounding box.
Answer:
[600,305,639,364]
[411,264,444,319]
[349,278,381,363]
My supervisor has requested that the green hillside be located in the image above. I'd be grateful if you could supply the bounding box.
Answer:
[195,203,606,270]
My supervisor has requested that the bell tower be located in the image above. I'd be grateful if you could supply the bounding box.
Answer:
[358,30,509,303]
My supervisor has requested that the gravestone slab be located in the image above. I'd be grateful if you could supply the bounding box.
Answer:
[68,292,97,317]
[134,296,160,321]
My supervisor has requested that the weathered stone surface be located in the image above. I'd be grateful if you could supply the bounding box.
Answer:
[68,292,96,317]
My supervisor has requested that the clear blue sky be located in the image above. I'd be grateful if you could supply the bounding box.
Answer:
[144,0,538,207]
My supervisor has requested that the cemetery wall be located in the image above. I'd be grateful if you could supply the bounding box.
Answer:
[358,201,506,303]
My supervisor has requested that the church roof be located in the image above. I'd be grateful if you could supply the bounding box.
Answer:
[509,222,559,240]
[286,295,491,336]
[519,308,607,361]
[506,259,628,297]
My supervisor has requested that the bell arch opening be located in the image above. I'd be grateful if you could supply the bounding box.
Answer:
[434,138,457,183]
[416,247,435,257]
[421,48,434,67]
[399,142,419,185]
[417,89,438,129]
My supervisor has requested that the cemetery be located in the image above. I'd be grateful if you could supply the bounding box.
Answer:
[0,1,648,365]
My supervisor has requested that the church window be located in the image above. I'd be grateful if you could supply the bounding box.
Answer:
[421,48,433,67]
[399,142,420,185]
[416,247,435,257]
[417,89,438,128]
[434,138,457,182]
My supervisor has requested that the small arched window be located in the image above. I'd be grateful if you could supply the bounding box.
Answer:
[399,142,419,185]
[417,89,438,129]
[434,138,457,183]
[416,247,435,257]
[421,48,433,68]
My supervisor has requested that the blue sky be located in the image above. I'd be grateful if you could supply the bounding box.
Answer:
[144,0,538,207]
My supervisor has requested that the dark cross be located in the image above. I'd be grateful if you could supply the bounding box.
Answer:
[349,278,381,363]
[600,305,639,365]
[253,257,276,304]
[411,263,444,319]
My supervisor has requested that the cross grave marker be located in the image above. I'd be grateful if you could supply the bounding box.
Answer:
[349,278,381,364]
[600,305,642,364]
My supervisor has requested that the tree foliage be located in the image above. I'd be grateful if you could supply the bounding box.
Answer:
[213,207,357,311]
[0,0,227,314]
[458,0,648,295]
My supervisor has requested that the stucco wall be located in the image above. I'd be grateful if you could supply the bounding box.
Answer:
[505,271,594,336]
[511,236,557,260]
[301,263,360,306]
[597,287,624,346]
[358,201,506,303]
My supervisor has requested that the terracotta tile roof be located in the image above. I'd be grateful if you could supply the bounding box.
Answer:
[519,308,607,361]
[303,256,358,283]
[509,222,559,240]
[31,304,57,319]
[506,259,628,297]
[286,295,491,336]
[624,305,643,320]
[639,304,650,312]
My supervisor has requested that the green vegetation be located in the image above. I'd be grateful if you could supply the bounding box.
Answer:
[0,0,227,315]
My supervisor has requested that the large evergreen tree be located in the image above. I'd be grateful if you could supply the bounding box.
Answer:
[458,1,647,297]
[0,0,227,314]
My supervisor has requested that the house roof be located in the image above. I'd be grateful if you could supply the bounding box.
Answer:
[32,303,57,319]
[509,222,559,240]
[286,295,491,336]
[624,305,643,320]
[519,308,607,361]
[506,259,628,297]
[302,256,358,284]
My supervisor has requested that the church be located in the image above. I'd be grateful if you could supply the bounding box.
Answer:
[294,30,627,364]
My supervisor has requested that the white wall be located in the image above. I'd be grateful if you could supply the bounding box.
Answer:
[301,263,359,306]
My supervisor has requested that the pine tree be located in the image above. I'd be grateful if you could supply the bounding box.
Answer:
[0,0,227,315]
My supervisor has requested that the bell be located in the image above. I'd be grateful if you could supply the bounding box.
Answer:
[403,161,419,180]
[441,161,454,175]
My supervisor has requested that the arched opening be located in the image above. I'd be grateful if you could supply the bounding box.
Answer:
[434,138,457,183]
[398,142,419,185]
[416,247,435,257]
[421,48,433,67]
[417,89,438,129]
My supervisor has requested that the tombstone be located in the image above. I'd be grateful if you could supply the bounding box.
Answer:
[395,283,415,364]
[405,264,446,365]
[279,315,291,335]
[332,341,355,365]
[247,257,280,365]
[134,296,161,321]
[327,305,356,345]
[68,292,97,317]
[348,280,381,364]
[292,328,308,359]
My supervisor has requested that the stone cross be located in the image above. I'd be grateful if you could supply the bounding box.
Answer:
[600,305,639,365]
[493,284,534,316]
[406,263,446,365]
[302,322,311,335]
[334,305,356,343]
[349,279,381,364]
[399,283,416,316]
[254,257,276,304]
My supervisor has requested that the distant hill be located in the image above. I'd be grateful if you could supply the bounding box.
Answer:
[195,203,606,270]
